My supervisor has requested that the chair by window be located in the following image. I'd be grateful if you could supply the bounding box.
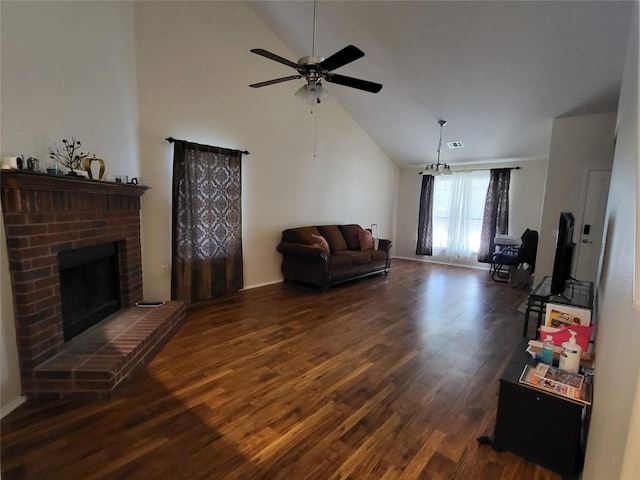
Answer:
[491,229,539,282]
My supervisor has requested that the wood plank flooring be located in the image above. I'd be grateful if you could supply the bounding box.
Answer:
[1,259,560,479]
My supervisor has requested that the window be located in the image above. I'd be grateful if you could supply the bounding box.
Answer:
[432,170,490,258]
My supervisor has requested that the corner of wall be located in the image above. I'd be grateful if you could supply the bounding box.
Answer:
[0,215,22,412]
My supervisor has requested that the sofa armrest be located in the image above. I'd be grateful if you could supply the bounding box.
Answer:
[378,239,392,253]
[277,242,328,260]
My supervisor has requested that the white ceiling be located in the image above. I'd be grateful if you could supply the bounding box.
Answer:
[247,1,633,168]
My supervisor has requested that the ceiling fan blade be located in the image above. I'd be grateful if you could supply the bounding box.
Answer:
[249,75,302,88]
[250,49,300,70]
[319,45,365,72]
[324,73,383,93]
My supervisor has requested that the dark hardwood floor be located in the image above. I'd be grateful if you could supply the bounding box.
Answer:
[1,259,560,479]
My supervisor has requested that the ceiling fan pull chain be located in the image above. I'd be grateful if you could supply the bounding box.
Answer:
[313,105,318,158]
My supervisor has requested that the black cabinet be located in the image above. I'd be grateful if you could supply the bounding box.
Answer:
[493,340,589,477]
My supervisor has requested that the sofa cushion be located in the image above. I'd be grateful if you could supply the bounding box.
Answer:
[282,226,321,245]
[317,225,348,252]
[310,234,330,254]
[358,229,374,250]
[328,253,353,269]
[337,250,372,265]
[338,224,364,250]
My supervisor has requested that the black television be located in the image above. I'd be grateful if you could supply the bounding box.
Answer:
[550,212,576,295]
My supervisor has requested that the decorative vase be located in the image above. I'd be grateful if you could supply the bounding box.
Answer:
[81,157,107,180]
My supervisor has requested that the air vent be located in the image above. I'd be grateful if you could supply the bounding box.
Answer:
[447,141,464,149]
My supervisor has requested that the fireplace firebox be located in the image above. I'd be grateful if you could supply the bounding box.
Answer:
[58,241,121,341]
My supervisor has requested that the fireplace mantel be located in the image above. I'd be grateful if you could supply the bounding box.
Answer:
[1,169,148,197]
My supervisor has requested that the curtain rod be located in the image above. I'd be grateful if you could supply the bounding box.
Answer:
[165,137,249,155]
[450,166,521,173]
[418,165,520,175]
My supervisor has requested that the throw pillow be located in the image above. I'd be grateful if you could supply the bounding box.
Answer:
[282,226,321,244]
[358,229,374,250]
[311,234,330,254]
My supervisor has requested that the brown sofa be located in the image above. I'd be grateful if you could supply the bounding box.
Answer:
[277,224,392,290]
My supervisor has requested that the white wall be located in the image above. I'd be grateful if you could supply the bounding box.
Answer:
[133,1,398,299]
[0,1,140,180]
[0,1,140,413]
[583,6,640,478]
[537,112,617,281]
[394,158,547,268]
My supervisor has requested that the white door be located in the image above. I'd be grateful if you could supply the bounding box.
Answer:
[573,170,611,282]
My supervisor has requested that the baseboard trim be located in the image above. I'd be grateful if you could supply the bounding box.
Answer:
[1,395,26,419]
[393,256,490,271]
[242,279,282,290]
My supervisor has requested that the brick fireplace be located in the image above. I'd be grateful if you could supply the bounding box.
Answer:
[1,171,185,399]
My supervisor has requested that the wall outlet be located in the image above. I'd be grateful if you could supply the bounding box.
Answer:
[161,264,169,276]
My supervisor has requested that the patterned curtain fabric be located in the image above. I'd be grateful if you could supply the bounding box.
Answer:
[477,168,511,263]
[171,140,243,303]
[415,174,435,256]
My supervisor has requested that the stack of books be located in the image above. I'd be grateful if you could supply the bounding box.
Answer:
[519,363,592,405]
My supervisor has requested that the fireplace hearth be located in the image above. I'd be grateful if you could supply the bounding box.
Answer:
[1,170,185,399]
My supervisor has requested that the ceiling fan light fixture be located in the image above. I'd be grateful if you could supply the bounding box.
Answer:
[295,82,329,105]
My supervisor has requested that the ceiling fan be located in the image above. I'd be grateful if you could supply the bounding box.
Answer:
[249,2,382,104]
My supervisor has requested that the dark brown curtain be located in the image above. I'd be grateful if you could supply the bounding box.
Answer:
[477,168,511,263]
[416,174,435,255]
[171,140,243,303]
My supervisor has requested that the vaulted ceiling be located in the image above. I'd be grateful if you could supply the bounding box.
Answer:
[247,1,633,167]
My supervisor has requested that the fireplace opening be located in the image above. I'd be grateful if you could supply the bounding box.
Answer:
[58,242,121,341]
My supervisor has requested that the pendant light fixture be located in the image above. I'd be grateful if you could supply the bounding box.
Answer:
[419,120,452,176]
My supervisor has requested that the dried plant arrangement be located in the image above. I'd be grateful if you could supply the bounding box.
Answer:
[49,137,91,175]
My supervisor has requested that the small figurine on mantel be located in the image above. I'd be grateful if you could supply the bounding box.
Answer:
[48,137,90,176]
